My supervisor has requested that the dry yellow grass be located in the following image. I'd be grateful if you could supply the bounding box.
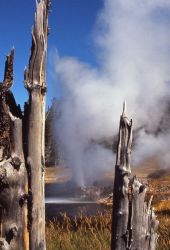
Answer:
[154,200,170,212]
[45,162,170,249]
[45,167,71,184]
[46,200,170,250]
[46,212,111,250]
[157,215,170,250]
[147,178,170,250]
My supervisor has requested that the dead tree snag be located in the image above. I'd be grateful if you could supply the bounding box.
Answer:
[111,103,158,250]
[0,49,28,250]
[24,1,50,249]
[0,1,50,249]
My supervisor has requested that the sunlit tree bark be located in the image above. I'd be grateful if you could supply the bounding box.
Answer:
[0,49,28,250]
[24,1,50,249]
[111,103,158,250]
[0,1,50,249]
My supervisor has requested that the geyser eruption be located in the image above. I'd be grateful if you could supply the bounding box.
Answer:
[53,0,170,186]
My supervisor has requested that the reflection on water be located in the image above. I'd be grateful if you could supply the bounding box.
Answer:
[45,182,110,220]
[45,197,97,204]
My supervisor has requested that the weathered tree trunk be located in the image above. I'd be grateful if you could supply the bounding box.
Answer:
[0,50,28,250]
[111,102,132,250]
[24,1,50,249]
[111,103,158,250]
[0,1,50,249]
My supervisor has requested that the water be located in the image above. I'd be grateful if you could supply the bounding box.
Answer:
[45,197,97,204]
[45,197,105,220]
[45,182,108,220]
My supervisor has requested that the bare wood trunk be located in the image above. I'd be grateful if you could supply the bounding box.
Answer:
[111,102,132,250]
[111,103,158,250]
[131,179,158,250]
[24,1,50,249]
[0,50,28,250]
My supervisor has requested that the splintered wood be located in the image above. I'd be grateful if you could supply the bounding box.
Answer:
[24,0,50,249]
[0,1,50,249]
[0,49,27,250]
[111,103,159,250]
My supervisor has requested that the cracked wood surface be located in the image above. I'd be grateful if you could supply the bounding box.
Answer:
[111,103,158,250]
[24,1,50,249]
[0,50,28,250]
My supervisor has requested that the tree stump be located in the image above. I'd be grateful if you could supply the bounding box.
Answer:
[111,103,159,250]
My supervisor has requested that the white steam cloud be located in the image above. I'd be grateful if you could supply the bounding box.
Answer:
[53,0,170,186]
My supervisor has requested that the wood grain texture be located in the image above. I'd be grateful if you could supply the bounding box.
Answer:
[111,103,158,250]
[24,1,50,249]
[0,50,28,250]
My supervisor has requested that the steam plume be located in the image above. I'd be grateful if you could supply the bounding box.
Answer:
[53,0,170,185]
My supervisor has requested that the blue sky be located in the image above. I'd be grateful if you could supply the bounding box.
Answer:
[0,0,103,108]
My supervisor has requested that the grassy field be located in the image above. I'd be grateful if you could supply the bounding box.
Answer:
[46,184,170,249]
[46,211,111,250]
[46,206,170,250]
[45,164,170,250]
